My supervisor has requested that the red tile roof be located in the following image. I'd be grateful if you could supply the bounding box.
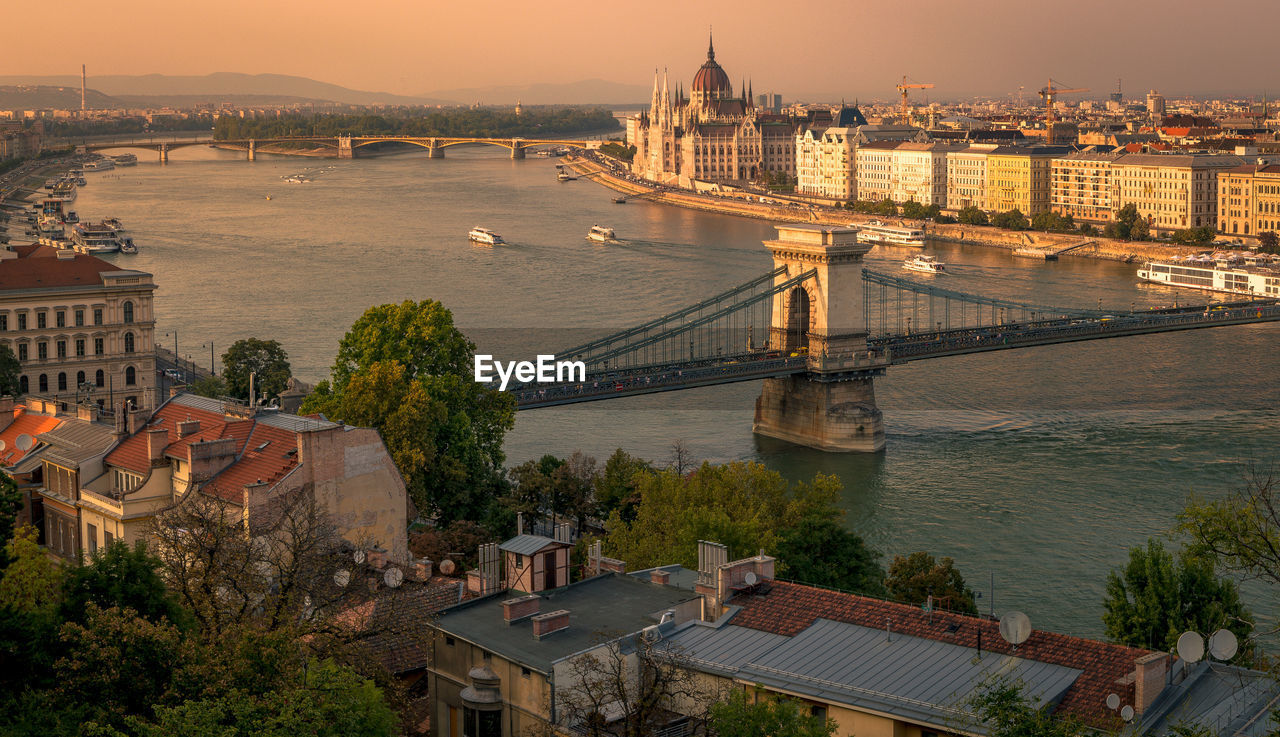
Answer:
[729,580,1149,729]
[0,245,123,291]
[202,422,299,502]
[0,409,61,467]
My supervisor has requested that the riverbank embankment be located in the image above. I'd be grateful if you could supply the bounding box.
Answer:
[565,155,1208,264]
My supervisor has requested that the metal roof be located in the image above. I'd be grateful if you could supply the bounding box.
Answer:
[498,534,564,556]
[1139,662,1280,737]
[36,418,117,467]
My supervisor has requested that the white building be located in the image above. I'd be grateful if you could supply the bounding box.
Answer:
[855,141,901,202]
[794,106,868,200]
[946,144,998,210]
[1113,153,1243,233]
[889,142,963,206]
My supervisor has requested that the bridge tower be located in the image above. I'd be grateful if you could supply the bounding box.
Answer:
[753,224,886,452]
[510,139,525,159]
[337,135,353,159]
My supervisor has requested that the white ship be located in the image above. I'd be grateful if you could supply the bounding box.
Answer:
[112,153,138,166]
[1137,253,1280,298]
[853,221,927,247]
[70,222,122,254]
[83,158,115,171]
[468,227,505,245]
[587,225,615,242]
[902,254,946,274]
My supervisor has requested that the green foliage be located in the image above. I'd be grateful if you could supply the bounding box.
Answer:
[1105,203,1148,241]
[871,198,899,216]
[991,209,1029,231]
[408,519,494,571]
[0,525,63,614]
[221,337,291,402]
[1102,538,1252,657]
[0,343,22,397]
[1030,211,1075,232]
[603,462,844,571]
[885,551,978,614]
[213,107,618,140]
[957,206,990,226]
[46,115,216,139]
[60,541,188,628]
[900,200,942,221]
[0,473,22,570]
[968,682,1081,737]
[1170,226,1217,246]
[1130,216,1151,241]
[599,141,636,161]
[774,516,887,597]
[709,690,836,737]
[301,301,515,522]
[935,214,957,224]
[187,374,226,399]
[1079,222,1096,236]
[506,451,598,530]
[595,448,653,521]
[1258,231,1279,254]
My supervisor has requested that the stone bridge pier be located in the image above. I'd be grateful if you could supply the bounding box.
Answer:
[427,139,444,158]
[158,144,168,163]
[337,135,353,159]
[510,139,525,159]
[247,139,256,161]
[752,225,886,452]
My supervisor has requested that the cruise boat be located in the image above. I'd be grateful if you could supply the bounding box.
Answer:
[903,254,946,274]
[853,221,927,247]
[36,214,64,234]
[1137,254,1280,298]
[119,237,138,254]
[83,158,115,171]
[468,227,505,245]
[112,153,138,167]
[556,170,576,182]
[49,181,76,202]
[587,225,616,242]
[70,222,122,253]
[102,217,125,231]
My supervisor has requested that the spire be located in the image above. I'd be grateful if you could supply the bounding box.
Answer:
[650,68,660,117]
[707,27,715,61]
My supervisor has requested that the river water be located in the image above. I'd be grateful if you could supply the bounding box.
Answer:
[71,145,1280,639]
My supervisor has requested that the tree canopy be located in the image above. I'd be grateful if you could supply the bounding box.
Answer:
[885,551,978,614]
[957,206,990,226]
[221,338,292,402]
[774,516,886,597]
[0,344,21,397]
[1102,538,1252,657]
[709,691,836,737]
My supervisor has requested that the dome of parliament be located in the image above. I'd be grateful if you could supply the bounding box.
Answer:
[691,35,731,95]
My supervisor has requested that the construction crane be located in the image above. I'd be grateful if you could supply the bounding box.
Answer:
[896,76,935,122]
[1038,79,1088,125]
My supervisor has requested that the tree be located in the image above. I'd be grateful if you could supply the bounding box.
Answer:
[901,199,927,220]
[0,473,23,570]
[0,344,21,397]
[1030,211,1075,232]
[0,525,63,614]
[709,690,836,737]
[958,206,989,226]
[1102,538,1252,657]
[991,209,1028,231]
[60,541,188,628]
[968,682,1081,737]
[603,462,843,571]
[301,301,515,522]
[1257,231,1279,254]
[187,375,226,399]
[595,449,652,521]
[1171,226,1217,246]
[885,551,978,614]
[1109,203,1140,240]
[1180,466,1280,600]
[872,198,899,216]
[774,517,886,597]
[221,338,291,402]
[408,519,493,572]
[1129,216,1151,241]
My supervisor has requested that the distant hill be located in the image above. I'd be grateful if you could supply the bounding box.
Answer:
[0,85,118,110]
[0,73,454,107]
[419,79,650,106]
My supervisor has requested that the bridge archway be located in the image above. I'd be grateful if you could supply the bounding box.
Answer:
[782,286,813,353]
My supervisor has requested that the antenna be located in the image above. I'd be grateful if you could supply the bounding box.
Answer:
[744,571,758,586]
[383,567,404,588]
[1208,629,1239,660]
[999,611,1032,647]
[15,434,34,451]
[1176,631,1205,663]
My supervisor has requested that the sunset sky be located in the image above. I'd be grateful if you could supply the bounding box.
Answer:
[6,0,1276,100]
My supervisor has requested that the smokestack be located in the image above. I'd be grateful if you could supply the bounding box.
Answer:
[81,64,86,111]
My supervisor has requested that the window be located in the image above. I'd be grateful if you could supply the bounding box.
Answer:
[56,340,66,358]
[75,339,84,357]
[94,338,103,355]
[95,369,104,387]
[93,308,102,326]
[104,530,113,546]
[17,344,27,361]
[75,309,84,327]
[87,523,98,554]
[125,366,136,386]
[37,342,47,360]
[19,376,28,393]
[38,374,48,393]
[37,312,46,330]
[515,556,524,570]
[17,313,26,330]
[58,372,66,391]
[0,315,6,331]
[76,370,85,386]
[122,301,134,324]
[56,311,65,328]
[521,667,531,678]
[124,332,134,353]
[445,636,455,647]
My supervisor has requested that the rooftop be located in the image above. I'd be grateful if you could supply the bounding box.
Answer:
[0,244,149,292]
[0,408,60,468]
[434,573,700,674]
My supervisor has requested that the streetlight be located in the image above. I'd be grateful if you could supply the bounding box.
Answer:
[201,341,215,375]
[163,330,178,361]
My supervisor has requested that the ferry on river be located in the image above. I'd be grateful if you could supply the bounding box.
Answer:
[70,222,122,254]
[902,254,946,274]
[112,154,138,167]
[853,221,927,247]
[83,158,114,172]
[587,225,615,242]
[1137,253,1280,298]
[468,227,505,245]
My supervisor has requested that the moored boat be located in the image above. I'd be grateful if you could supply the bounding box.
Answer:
[854,220,927,247]
[1137,254,1280,297]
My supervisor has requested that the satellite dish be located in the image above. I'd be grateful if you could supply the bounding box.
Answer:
[999,611,1032,646]
[333,569,351,588]
[0,440,6,450]
[383,567,404,588]
[1105,694,1121,711]
[353,550,366,564]
[744,571,759,586]
[1120,705,1135,722]
[439,559,456,576]
[1208,629,1239,660]
[1176,631,1205,663]
[15,434,33,451]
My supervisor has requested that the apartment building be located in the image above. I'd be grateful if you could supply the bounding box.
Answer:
[1050,151,1126,223]
[985,146,1071,214]
[854,141,901,202]
[1217,162,1280,237]
[1113,153,1242,233]
[0,244,157,411]
[946,144,998,210]
[889,142,963,206]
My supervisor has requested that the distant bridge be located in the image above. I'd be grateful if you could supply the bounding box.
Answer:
[76,135,601,161]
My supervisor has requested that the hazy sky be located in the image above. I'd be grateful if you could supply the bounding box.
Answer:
[6,0,1277,100]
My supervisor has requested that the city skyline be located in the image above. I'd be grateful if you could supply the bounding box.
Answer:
[5,0,1278,102]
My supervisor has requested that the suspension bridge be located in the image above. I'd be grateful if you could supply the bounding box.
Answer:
[504,224,1280,452]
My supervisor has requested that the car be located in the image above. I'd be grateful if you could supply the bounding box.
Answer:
[163,368,183,381]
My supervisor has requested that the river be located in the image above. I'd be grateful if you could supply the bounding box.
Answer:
[70,144,1280,639]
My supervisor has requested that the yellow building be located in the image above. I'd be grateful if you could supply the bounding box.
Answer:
[1217,163,1280,238]
[1113,153,1242,234]
[984,146,1070,214]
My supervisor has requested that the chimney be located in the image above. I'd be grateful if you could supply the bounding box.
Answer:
[502,594,541,623]
[176,419,201,438]
[1134,652,1170,714]
[651,569,671,585]
[81,64,86,112]
[0,396,14,433]
[531,609,570,639]
[114,402,128,437]
[76,403,96,422]
[146,427,168,465]
[409,558,433,582]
